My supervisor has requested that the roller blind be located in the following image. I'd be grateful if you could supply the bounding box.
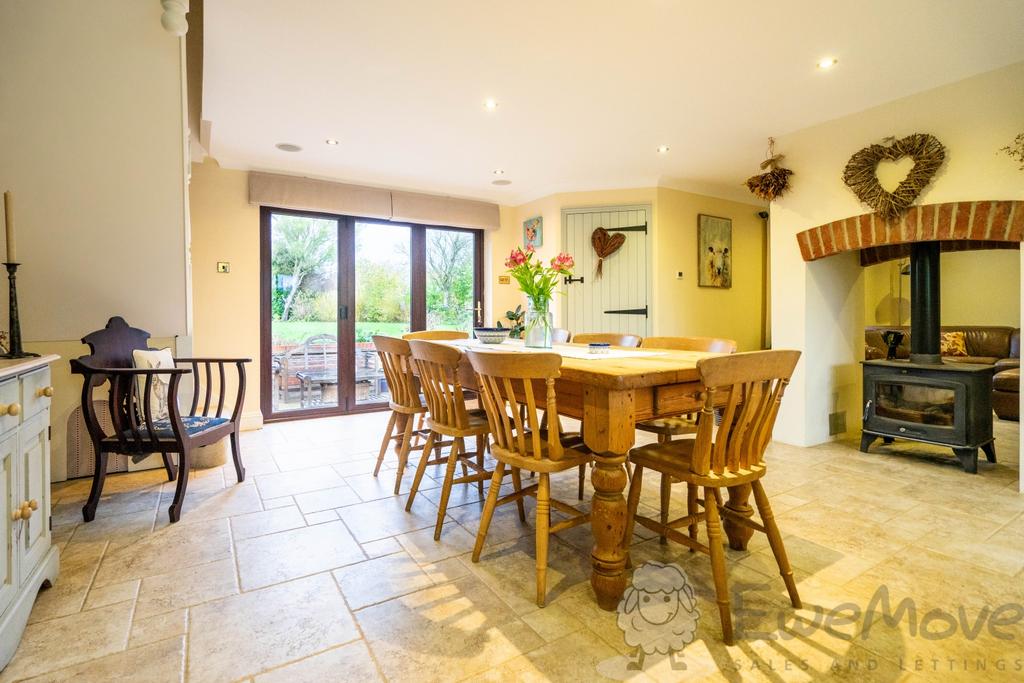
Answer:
[390,190,500,230]
[248,172,392,219]
[248,172,500,231]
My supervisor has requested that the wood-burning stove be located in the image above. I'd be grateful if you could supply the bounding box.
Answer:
[861,359,995,472]
[860,242,997,473]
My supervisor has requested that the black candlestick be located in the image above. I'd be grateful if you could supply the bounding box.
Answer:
[2,263,39,359]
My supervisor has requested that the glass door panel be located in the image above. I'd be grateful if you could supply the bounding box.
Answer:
[426,228,479,331]
[269,213,340,414]
[354,221,411,406]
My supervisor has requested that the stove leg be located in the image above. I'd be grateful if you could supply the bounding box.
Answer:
[881,437,895,445]
[860,433,878,453]
[981,441,996,463]
[953,447,978,474]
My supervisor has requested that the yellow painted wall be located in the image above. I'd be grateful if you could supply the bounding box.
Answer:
[189,160,263,428]
[864,251,1020,327]
[487,187,766,349]
[654,188,766,350]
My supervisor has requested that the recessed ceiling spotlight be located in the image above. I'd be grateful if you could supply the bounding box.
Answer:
[492,179,512,186]
[484,98,499,111]
[656,145,670,154]
[493,169,505,175]
[325,138,340,146]
[275,143,302,152]
[816,56,838,70]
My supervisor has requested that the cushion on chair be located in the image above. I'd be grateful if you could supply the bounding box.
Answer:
[126,415,229,439]
[132,348,175,419]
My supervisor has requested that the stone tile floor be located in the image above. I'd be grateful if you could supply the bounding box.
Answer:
[3,412,1023,682]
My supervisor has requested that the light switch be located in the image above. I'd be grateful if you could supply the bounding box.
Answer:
[217,262,230,273]
[676,271,684,280]
[498,275,510,285]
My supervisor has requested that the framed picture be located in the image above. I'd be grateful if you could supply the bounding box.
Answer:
[523,216,543,249]
[698,214,732,288]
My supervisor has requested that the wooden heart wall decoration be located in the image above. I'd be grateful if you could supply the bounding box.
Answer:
[591,227,625,278]
[842,133,945,222]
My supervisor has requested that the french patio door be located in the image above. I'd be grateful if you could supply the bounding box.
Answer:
[260,207,483,421]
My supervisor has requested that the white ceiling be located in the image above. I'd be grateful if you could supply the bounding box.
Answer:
[202,0,1024,205]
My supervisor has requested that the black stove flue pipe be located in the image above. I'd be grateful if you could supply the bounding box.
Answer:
[909,241,941,364]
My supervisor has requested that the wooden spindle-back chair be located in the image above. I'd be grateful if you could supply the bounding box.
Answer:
[371,336,431,494]
[624,349,802,644]
[402,330,470,341]
[635,336,739,541]
[70,317,249,523]
[405,340,495,539]
[571,332,641,347]
[467,350,592,607]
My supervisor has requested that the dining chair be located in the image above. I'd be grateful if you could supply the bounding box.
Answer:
[405,340,494,539]
[635,336,738,544]
[401,332,471,433]
[551,328,572,344]
[402,330,470,341]
[371,336,432,494]
[623,349,802,645]
[570,332,643,498]
[571,332,642,347]
[468,350,592,607]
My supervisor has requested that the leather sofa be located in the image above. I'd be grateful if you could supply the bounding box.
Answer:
[865,325,1020,421]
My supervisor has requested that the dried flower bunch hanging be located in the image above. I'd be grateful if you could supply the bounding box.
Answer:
[745,137,794,201]
[842,133,945,222]
[1000,132,1024,171]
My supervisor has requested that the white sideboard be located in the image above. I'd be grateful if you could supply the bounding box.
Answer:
[0,355,60,670]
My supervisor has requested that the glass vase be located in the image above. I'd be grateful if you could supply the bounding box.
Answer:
[524,298,553,348]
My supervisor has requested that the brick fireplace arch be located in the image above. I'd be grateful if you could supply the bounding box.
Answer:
[795,200,1023,265]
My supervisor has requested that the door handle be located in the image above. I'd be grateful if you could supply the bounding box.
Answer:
[474,301,482,326]
[338,305,349,320]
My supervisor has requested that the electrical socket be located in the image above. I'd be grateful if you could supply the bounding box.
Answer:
[216,262,230,273]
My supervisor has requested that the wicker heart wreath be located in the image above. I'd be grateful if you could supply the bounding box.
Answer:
[842,133,945,221]
[591,227,626,278]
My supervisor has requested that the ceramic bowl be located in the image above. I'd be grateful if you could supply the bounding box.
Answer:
[473,327,511,344]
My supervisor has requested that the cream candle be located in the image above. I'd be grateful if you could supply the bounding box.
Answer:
[3,191,14,263]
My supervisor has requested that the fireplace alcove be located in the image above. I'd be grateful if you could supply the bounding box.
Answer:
[795,200,1023,473]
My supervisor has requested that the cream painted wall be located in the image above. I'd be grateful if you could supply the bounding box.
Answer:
[189,160,263,429]
[864,251,1020,327]
[0,1,190,481]
[0,0,188,341]
[487,187,766,349]
[771,61,1024,448]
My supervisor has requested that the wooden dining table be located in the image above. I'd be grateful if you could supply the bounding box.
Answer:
[443,339,758,611]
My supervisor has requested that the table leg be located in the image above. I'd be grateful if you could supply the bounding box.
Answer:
[583,387,634,611]
[722,483,754,551]
[590,452,629,611]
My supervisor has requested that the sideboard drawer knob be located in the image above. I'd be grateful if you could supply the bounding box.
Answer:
[7,403,20,416]
[37,386,54,398]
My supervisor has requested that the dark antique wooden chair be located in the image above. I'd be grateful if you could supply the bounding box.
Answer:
[70,317,250,523]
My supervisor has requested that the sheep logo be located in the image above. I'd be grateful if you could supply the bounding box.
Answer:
[615,561,700,671]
